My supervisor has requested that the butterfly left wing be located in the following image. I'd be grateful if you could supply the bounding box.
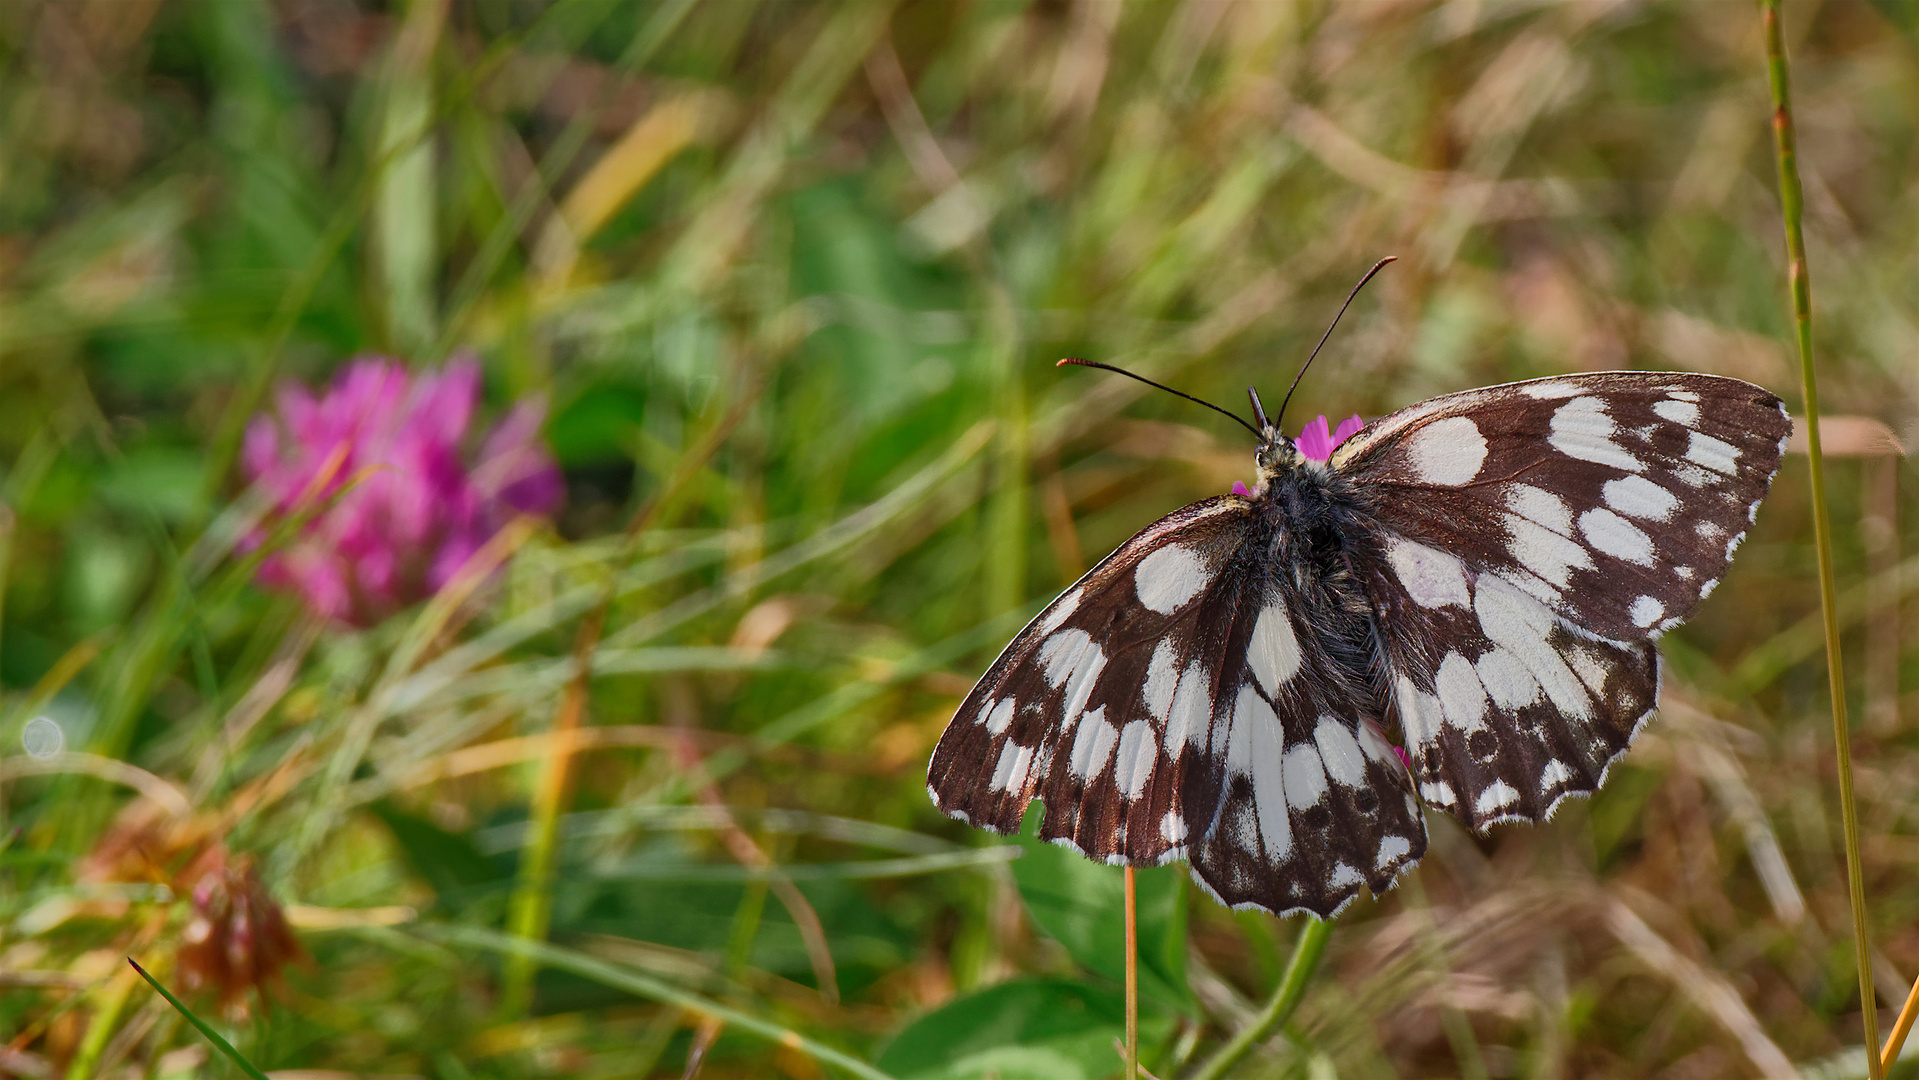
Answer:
[1331,372,1787,828]
[928,496,1426,917]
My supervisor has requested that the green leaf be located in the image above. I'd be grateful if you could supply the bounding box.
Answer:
[876,977,1150,1080]
[1010,804,1192,1014]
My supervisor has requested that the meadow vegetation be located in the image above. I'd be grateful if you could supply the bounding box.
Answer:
[1,2,1915,1077]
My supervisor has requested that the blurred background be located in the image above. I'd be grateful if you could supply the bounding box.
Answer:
[1,1,1915,1077]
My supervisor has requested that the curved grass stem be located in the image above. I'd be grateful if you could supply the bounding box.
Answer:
[1760,3,1880,1075]
[1188,916,1333,1080]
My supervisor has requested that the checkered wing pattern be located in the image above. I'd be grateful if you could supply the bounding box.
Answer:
[926,497,1426,918]
[1333,372,1788,827]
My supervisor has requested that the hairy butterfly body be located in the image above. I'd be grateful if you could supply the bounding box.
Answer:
[927,371,1789,918]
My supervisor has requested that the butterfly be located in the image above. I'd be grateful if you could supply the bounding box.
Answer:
[927,343,1788,918]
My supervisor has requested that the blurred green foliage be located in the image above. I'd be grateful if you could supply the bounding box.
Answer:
[0,1,1915,1078]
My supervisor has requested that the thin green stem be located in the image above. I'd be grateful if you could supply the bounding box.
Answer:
[1760,3,1879,1075]
[1188,916,1332,1080]
[1125,865,1139,1080]
[127,959,272,1080]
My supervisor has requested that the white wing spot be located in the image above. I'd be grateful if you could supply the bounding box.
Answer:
[1675,565,1694,580]
[1247,601,1302,695]
[1630,595,1665,628]
[1549,396,1645,473]
[1435,651,1490,732]
[991,741,1035,792]
[1652,398,1701,426]
[1039,629,1098,689]
[1477,647,1543,709]
[1603,475,1679,522]
[1134,544,1210,614]
[1405,416,1488,486]
[1686,430,1741,475]
[1163,661,1212,753]
[1699,577,1720,599]
[1314,716,1367,787]
[1508,483,1573,533]
[1143,639,1179,721]
[1507,515,1595,587]
[1282,744,1329,810]
[1227,685,1266,778]
[1421,780,1458,806]
[1396,675,1444,756]
[1328,863,1363,889]
[1521,379,1582,399]
[1474,578,1593,721]
[1068,706,1120,779]
[1578,507,1655,565]
[1540,760,1575,789]
[1565,646,1612,695]
[984,697,1017,735]
[1247,689,1291,860]
[1114,720,1156,800]
[1475,780,1520,816]
[1035,588,1082,636]
[1664,389,1700,402]
[1669,463,1714,488]
[1386,536,1472,609]
[1375,834,1413,870]
[1159,811,1187,843]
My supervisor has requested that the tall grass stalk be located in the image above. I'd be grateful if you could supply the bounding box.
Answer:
[1759,2,1879,1073]
[1189,916,1333,1080]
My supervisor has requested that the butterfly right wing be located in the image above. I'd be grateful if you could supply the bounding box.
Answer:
[928,495,1425,918]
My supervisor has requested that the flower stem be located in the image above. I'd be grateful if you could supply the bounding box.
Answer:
[1189,916,1332,1080]
[1759,3,1879,1074]
[1125,865,1139,1080]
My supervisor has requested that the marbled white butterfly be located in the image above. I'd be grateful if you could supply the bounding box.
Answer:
[927,284,1789,918]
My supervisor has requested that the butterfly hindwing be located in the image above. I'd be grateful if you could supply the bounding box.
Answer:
[1353,530,1661,828]
[927,495,1426,917]
[1332,372,1789,643]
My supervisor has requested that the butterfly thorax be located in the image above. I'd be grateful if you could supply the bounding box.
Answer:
[1250,435,1385,703]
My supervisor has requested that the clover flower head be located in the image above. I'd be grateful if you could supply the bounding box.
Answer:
[1293,414,1365,462]
[176,850,305,1018]
[241,357,563,626]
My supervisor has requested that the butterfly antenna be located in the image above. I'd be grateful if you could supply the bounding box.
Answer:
[1273,256,1397,433]
[1057,358,1261,439]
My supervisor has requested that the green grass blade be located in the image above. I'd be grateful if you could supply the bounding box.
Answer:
[1759,2,1880,1074]
[127,958,273,1080]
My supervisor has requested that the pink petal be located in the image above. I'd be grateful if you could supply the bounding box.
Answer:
[1392,746,1412,771]
[1331,414,1365,448]
[1231,481,1251,497]
[1294,415,1335,461]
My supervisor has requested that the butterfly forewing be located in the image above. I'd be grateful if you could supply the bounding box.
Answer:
[1333,372,1789,643]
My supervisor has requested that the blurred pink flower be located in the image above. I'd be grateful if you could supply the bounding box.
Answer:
[1293,414,1365,462]
[241,357,562,626]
